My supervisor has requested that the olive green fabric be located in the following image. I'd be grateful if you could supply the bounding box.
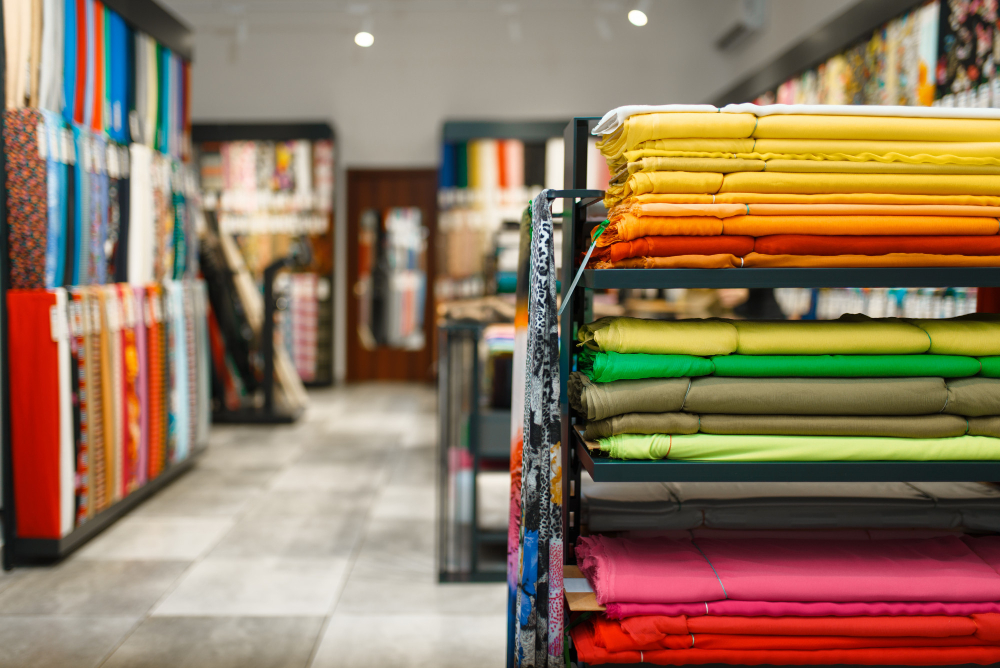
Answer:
[598,433,1000,462]
[730,319,930,355]
[979,357,1000,378]
[684,376,948,415]
[944,377,1000,417]
[579,350,715,382]
[583,412,700,440]
[969,416,1000,438]
[698,414,971,438]
[568,372,689,421]
[709,354,981,378]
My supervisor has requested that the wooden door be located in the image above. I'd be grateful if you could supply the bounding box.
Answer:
[346,169,438,382]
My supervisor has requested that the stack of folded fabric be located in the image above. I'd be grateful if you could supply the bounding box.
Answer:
[569,314,1000,462]
[592,104,1000,269]
[569,533,1000,665]
[582,481,1000,533]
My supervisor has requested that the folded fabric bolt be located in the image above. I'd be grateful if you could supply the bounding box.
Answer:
[744,253,1000,268]
[754,235,1000,256]
[598,432,1000,462]
[599,112,759,156]
[944,378,1000,417]
[629,156,766,174]
[569,373,689,421]
[752,115,1000,142]
[608,599,1000,619]
[751,138,1000,163]
[709,355,981,378]
[622,192,1000,206]
[981,358,1000,377]
[761,159,1000,175]
[720,172,1000,196]
[583,413,972,440]
[722,215,1000,236]
[579,350,714,382]
[745,203,1000,216]
[595,235,755,262]
[597,254,744,269]
[579,317,739,356]
[913,319,1000,356]
[577,535,1000,605]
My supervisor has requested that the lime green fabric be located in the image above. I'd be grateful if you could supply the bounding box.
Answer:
[579,350,714,382]
[709,354,981,378]
[578,317,737,356]
[598,433,1000,462]
[981,357,1000,378]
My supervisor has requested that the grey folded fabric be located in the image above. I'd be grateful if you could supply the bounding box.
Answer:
[945,377,1000,417]
[698,414,969,438]
[568,372,688,421]
[683,376,948,415]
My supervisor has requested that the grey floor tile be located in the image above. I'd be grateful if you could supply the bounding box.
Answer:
[208,514,365,559]
[335,574,506,615]
[241,488,376,521]
[153,557,349,616]
[0,616,135,668]
[0,560,189,616]
[349,519,436,581]
[311,613,506,668]
[370,484,435,522]
[75,516,234,561]
[196,442,305,471]
[103,616,323,668]
[132,483,263,518]
[270,463,384,493]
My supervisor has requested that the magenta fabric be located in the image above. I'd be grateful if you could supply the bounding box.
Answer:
[965,536,1000,576]
[607,600,1000,620]
[576,535,1000,605]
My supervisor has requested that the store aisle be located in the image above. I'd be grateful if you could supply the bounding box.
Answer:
[0,384,507,668]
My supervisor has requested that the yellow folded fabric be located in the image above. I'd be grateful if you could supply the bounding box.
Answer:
[600,112,757,158]
[722,215,1000,236]
[578,317,739,356]
[731,319,930,355]
[631,157,766,174]
[753,138,1000,164]
[753,115,1000,141]
[762,160,1000,175]
[609,201,748,219]
[719,172,1000,196]
[743,253,1000,268]
[746,204,1000,217]
[911,319,1000,356]
[629,138,757,155]
[601,214,724,244]
[626,171,725,197]
[595,254,743,269]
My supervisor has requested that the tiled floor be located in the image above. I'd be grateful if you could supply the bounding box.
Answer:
[0,384,508,668]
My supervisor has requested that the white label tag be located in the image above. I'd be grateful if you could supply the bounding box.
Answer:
[38,123,48,160]
[69,300,83,337]
[107,144,118,179]
[106,292,120,331]
[50,305,60,342]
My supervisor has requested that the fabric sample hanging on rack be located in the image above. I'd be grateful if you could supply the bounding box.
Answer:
[5,108,49,288]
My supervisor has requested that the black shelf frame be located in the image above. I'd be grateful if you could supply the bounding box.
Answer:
[0,0,197,571]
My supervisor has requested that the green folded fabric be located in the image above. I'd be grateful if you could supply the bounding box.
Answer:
[579,350,714,382]
[684,376,948,416]
[583,412,701,440]
[598,433,1000,462]
[944,377,1000,417]
[568,372,689,421]
[980,357,1000,378]
[710,354,981,378]
[698,414,971,438]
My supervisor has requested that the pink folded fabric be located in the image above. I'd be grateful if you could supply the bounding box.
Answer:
[606,600,1000,620]
[577,535,1000,606]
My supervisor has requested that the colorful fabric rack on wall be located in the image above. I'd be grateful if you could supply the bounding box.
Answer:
[591,104,1000,270]
[6,281,209,539]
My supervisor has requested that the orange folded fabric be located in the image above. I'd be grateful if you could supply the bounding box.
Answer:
[627,193,1000,206]
[595,236,756,263]
[744,253,1000,268]
[601,215,725,245]
[755,235,1000,256]
[747,204,1000,217]
[595,254,744,269]
[722,215,1000,236]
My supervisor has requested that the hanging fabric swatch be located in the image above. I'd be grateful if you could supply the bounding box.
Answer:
[514,193,563,668]
[40,0,65,112]
[69,287,90,523]
[5,108,49,289]
[133,286,149,486]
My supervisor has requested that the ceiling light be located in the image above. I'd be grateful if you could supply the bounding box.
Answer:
[628,9,647,26]
[355,31,374,47]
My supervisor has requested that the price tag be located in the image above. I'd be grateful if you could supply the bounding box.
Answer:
[37,123,48,160]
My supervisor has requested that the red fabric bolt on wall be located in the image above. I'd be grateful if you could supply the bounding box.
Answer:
[7,289,62,538]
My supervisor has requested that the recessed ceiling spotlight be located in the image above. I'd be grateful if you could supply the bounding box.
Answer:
[628,9,648,26]
[355,31,374,47]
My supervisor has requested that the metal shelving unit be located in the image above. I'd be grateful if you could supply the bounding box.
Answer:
[549,117,1000,666]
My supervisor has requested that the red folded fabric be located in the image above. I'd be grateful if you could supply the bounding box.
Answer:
[755,234,1000,256]
[572,618,1000,665]
[597,236,755,263]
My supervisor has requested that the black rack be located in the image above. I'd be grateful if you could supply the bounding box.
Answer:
[0,0,196,570]
[557,113,1000,553]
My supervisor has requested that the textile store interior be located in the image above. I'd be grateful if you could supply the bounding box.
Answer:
[7,0,1000,666]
